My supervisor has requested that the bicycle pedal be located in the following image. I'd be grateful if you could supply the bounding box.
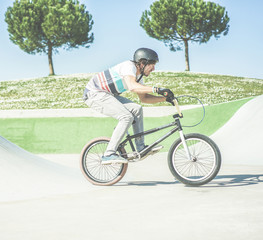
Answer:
[150,146,164,154]
[126,152,140,160]
[111,162,123,165]
[138,146,164,160]
[128,158,141,163]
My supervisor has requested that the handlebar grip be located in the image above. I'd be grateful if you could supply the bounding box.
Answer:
[173,99,183,117]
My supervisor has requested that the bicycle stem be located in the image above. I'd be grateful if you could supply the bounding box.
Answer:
[173,99,183,117]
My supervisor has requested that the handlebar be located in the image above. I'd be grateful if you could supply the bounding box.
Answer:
[171,95,206,127]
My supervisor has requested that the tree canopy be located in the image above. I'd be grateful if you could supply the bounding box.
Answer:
[140,0,230,71]
[5,0,94,75]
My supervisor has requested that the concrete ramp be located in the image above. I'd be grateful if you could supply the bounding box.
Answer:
[211,95,263,166]
[1,97,263,240]
[1,95,262,202]
[0,136,91,202]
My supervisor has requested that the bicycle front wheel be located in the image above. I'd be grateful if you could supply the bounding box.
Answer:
[80,137,128,186]
[168,133,221,186]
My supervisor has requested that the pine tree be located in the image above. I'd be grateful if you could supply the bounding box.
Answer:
[5,0,94,75]
[140,0,230,71]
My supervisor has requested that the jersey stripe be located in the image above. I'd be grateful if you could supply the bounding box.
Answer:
[100,72,110,92]
[104,70,118,94]
[97,73,106,90]
[110,69,126,93]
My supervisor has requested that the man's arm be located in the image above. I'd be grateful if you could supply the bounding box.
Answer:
[137,93,166,104]
[124,75,153,94]
[124,75,169,104]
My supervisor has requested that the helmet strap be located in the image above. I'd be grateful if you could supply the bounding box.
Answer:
[136,60,149,83]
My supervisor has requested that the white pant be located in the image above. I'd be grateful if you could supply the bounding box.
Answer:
[85,91,145,156]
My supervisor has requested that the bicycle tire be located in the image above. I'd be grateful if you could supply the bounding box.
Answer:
[80,137,128,186]
[168,133,221,186]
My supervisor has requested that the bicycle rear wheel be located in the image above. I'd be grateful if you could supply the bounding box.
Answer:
[168,133,221,186]
[80,137,128,186]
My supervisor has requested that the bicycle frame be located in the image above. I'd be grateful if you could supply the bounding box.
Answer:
[119,113,184,158]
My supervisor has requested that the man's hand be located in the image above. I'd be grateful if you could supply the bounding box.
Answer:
[166,95,175,105]
[155,88,175,103]
[155,87,176,105]
[156,88,173,97]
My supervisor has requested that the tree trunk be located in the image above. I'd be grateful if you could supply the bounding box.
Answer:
[183,39,190,71]
[48,41,55,75]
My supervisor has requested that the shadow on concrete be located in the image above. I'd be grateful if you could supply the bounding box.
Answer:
[204,174,263,188]
[117,181,178,186]
[118,174,263,188]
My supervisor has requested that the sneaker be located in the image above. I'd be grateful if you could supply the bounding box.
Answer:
[141,145,163,154]
[150,145,163,153]
[127,145,163,162]
[138,145,163,160]
[101,154,128,165]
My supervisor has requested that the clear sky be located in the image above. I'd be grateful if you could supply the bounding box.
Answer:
[0,0,262,82]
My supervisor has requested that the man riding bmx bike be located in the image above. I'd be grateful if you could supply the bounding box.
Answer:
[83,48,174,165]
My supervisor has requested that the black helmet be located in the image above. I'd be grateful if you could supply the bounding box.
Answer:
[133,48,159,63]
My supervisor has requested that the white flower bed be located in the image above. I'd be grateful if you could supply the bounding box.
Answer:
[0,72,262,110]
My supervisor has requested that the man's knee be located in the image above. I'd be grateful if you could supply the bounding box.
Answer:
[119,112,134,125]
[135,104,143,112]
[133,104,143,116]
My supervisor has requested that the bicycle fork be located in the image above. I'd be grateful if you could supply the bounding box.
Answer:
[174,115,192,161]
[179,130,192,161]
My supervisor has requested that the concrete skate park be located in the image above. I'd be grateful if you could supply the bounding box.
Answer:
[0,95,263,240]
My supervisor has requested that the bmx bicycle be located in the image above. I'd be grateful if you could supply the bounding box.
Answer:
[80,96,221,186]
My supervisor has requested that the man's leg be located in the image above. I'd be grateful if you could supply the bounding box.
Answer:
[115,95,145,151]
[85,91,134,156]
[115,95,163,155]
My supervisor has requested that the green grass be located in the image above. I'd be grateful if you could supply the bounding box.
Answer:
[0,71,261,153]
[0,72,262,109]
[0,97,252,153]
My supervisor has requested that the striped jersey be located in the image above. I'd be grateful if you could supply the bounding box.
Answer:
[85,61,143,95]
